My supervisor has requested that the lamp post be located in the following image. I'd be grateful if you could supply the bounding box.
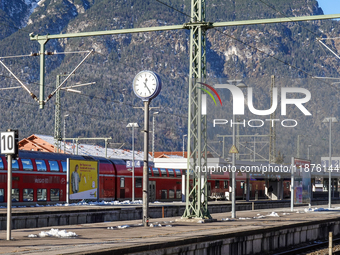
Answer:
[63,114,69,153]
[152,112,159,160]
[127,122,139,202]
[230,80,247,219]
[297,135,304,158]
[253,133,259,162]
[307,145,311,160]
[182,134,187,158]
[323,117,337,209]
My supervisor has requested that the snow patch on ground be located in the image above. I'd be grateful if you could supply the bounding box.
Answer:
[28,229,77,238]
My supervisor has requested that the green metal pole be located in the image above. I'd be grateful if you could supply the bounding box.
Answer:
[38,39,48,109]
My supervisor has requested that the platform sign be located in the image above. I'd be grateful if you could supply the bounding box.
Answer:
[67,159,99,201]
[126,160,141,168]
[2,129,19,241]
[1,130,18,156]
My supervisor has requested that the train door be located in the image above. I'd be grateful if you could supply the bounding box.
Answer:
[149,181,156,202]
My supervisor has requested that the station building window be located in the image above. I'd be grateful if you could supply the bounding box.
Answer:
[11,189,19,202]
[50,189,59,201]
[49,161,59,171]
[23,189,34,201]
[36,160,47,171]
[22,159,33,171]
[37,189,47,201]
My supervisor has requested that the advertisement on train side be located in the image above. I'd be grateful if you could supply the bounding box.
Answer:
[67,159,99,201]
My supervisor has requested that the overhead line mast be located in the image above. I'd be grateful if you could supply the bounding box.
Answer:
[29,4,340,220]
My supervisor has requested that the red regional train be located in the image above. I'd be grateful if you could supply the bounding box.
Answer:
[0,150,285,204]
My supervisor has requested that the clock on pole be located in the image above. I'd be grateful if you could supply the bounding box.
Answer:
[133,70,161,227]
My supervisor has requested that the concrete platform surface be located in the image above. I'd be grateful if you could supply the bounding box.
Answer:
[1,204,340,255]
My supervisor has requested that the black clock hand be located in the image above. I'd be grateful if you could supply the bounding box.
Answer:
[144,80,151,94]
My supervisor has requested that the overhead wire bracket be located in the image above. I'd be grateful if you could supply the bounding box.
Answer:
[0,59,39,102]
[44,49,94,103]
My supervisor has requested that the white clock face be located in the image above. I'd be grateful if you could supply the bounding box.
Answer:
[133,72,158,98]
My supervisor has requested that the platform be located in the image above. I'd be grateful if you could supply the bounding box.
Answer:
[1,203,340,255]
[0,199,336,230]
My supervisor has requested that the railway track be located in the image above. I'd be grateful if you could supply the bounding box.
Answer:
[274,237,340,255]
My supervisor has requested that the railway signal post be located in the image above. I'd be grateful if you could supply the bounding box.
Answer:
[1,129,18,240]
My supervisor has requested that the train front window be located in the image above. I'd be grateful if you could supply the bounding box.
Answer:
[61,161,67,172]
[11,160,19,170]
[0,158,3,170]
[49,161,59,171]
[22,159,33,171]
[37,189,47,201]
[50,189,59,201]
[23,189,34,201]
[11,189,19,202]
[36,160,47,171]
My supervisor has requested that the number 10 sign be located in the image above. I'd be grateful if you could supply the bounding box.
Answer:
[1,130,18,155]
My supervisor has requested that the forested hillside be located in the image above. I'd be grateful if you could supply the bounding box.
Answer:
[0,0,339,162]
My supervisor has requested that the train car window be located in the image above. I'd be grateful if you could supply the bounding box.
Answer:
[215,180,220,189]
[37,189,47,201]
[176,190,182,199]
[153,168,160,177]
[0,189,3,202]
[36,160,47,171]
[0,158,3,170]
[11,160,19,170]
[21,159,33,171]
[168,169,174,177]
[224,181,228,189]
[120,178,125,188]
[136,178,142,188]
[160,168,167,177]
[50,189,60,201]
[49,161,60,172]
[175,169,181,177]
[169,190,175,199]
[11,189,19,202]
[23,189,34,201]
[161,190,167,199]
[148,168,152,176]
[61,161,67,172]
